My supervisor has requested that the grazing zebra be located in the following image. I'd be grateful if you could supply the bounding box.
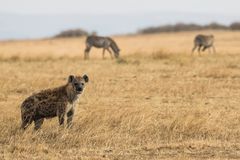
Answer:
[84,35,120,59]
[192,34,216,55]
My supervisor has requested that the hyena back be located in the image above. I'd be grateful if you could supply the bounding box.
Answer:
[20,74,89,130]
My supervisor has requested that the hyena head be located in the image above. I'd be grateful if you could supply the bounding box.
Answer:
[67,74,89,95]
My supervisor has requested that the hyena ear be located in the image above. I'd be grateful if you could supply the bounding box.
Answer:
[83,74,89,83]
[68,75,75,83]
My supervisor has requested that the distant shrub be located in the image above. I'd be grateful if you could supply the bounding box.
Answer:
[230,22,240,30]
[54,28,88,38]
[138,22,239,34]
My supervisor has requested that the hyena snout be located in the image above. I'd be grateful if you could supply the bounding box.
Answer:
[73,82,84,94]
[76,85,83,92]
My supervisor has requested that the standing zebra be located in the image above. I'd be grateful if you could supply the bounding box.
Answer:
[192,34,216,55]
[84,35,120,59]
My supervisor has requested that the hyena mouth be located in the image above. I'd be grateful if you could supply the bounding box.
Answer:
[76,88,83,94]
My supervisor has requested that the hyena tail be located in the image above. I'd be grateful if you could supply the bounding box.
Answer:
[108,38,120,57]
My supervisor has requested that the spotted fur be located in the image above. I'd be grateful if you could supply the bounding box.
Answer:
[20,75,89,130]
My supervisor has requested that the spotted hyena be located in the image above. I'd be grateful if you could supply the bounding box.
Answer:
[20,74,89,130]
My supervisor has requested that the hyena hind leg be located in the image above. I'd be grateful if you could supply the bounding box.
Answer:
[34,118,44,130]
[21,117,33,130]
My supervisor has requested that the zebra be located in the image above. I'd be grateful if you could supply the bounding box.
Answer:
[192,34,216,55]
[84,35,120,59]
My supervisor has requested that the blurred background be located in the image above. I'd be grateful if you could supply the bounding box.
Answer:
[0,0,240,40]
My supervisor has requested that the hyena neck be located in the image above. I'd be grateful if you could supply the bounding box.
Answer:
[65,84,80,104]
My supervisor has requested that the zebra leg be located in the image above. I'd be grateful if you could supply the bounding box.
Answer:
[84,46,91,60]
[107,48,113,59]
[208,47,211,54]
[198,46,202,56]
[191,45,197,55]
[202,46,208,52]
[102,49,106,59]
[212,45,216,53]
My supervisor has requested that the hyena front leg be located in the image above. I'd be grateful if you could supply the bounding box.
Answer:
[58,113,65,126]
[57,107,66,126]
[67,108,74,128]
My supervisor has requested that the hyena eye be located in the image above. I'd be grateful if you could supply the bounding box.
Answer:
[74,83,78,86]
[81,83,84,86]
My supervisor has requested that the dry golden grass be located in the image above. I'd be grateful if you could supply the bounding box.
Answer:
[1,30,240,159]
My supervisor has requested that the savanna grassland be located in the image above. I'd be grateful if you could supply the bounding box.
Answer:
[1,30,240,159]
